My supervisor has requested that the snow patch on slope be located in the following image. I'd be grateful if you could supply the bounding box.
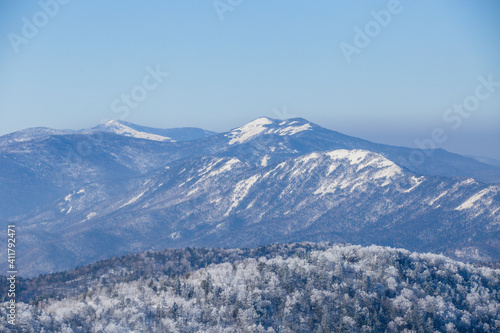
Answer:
[120,190,147,208]
[428,191,448,206]
[402,176,424,193]
[192,158,242,186]
[225,175,260,216]
[207,158,241,177]
[81,212,96,223]
[455,188,492,211]
[261,155,270,167]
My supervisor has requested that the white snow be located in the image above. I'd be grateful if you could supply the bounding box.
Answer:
[260,155,270,167]
[226,118,313,144]
[325,149,402,179]
[326,149,369,165]
[300,152,321,164]
[454,247,483,261]
[103,120,174,142]
[314,180,341,195]
[313,150,404,195]
[192,158,241,186]
[170,232,180,239]
[402,176,424,193]
[455,188,491,211]
[207,158,240,177]
[65,189,85,203]
[197,159,220,175]
[428,191,448,206]
[225,175,260,216]
[120,190,146,208]
[226,118,273,144]
[262,162,286,179]
[460,178,476,186]
[81,212,96,223]
[187,188,199,196]
[491,207,500,217]
[372,165,403,186]
[277,124,312,136]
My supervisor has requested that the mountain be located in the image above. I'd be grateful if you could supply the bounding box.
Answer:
[2,243,499,332]
[0,127,75,148]
[219,117,500,184]
[86,119,216,142]
[0,120,216,220]
[1,117,499,276]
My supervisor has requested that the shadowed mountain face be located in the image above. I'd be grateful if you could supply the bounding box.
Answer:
[1,117,499,276]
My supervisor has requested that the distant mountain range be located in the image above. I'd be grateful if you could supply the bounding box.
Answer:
[1,117,499,277]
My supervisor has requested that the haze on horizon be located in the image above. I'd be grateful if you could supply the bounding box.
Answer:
[0,0,499,159]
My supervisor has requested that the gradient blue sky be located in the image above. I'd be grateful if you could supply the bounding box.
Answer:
[1,0,499,159]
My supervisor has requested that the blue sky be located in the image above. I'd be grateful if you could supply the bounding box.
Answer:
[0,0,499,159]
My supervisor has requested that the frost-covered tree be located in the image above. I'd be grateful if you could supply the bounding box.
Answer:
[1,243,499,332]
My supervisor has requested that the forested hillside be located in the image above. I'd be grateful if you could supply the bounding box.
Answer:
[1,243,499,332]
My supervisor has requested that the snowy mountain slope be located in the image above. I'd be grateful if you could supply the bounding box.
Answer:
[0,132,189,220]
[11,148,500,276]
[2,117,499,184]
[0,124,221,221]
[87,119,216,142]
[1,116,498,219]
[221,117,500,184]
[0,127,74,148]
[89,119,175,141]
[2,117,500,276]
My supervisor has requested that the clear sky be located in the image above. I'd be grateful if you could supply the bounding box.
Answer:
[0,0,499,159]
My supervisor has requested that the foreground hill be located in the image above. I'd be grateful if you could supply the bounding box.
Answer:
[1,243,499,332]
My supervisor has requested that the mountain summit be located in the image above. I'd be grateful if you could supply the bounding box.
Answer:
[225,117,314,144]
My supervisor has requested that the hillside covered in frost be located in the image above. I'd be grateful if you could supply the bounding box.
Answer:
[1,243,499,332]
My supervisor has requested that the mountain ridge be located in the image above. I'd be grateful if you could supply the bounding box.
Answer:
[1,117,499,276]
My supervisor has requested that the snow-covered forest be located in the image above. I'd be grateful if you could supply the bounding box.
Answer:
[1,243,499,332]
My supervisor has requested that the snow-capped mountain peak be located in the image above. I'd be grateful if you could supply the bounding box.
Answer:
[226,117,314,144]
[98,119,175,142]
[85,119,217,142]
